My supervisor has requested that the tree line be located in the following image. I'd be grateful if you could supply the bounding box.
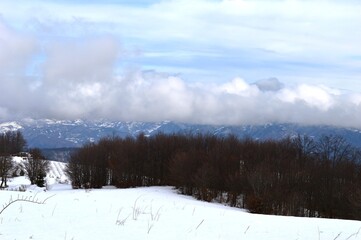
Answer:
[66,133,361,220]
[0,131,49,188]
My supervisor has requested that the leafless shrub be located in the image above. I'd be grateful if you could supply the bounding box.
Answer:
[115,208,130,226]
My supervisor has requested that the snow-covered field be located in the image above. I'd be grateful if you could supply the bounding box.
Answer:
[1,162,361,240]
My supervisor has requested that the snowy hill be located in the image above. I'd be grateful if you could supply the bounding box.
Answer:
[1,183,361,239]
[6,157,68,191]
[2,119,361,150]
[47,160,68,184]
[2,160,361,240]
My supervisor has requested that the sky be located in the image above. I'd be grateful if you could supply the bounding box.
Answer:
[0,0,361,128]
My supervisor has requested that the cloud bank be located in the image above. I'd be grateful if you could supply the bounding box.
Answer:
[0,1,360,129]
[0,18,361,129]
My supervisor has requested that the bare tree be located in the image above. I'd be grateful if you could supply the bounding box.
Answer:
[24,148,49,186]
[64,133,361,220]
[0,156,13,188]
[0,131,26,155]
[0,131,26,188]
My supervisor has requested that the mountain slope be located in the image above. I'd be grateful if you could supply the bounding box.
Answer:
[1,119,361,149]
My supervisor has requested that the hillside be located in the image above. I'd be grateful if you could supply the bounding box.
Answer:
[1,180,361,240]
[1,157,361,240]
[5,158,68,191]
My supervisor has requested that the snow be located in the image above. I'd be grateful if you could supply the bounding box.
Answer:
[1,169,361,239]
[47,160,68,184]
[12,156,25,164]
[0,121,23,132]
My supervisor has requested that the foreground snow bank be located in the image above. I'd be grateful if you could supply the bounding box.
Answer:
[1,185,361,240]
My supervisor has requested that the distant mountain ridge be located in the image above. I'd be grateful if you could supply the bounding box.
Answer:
[1,119,361,149]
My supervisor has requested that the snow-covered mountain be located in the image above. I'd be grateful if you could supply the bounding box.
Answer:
[0,121,23,132]
[2,119,361,149]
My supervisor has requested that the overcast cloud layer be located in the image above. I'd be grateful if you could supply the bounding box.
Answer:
[0,0,361,128]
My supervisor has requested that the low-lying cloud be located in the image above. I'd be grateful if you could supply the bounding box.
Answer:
[1,20,361,129]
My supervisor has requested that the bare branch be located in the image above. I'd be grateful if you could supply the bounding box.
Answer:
[0,194,55,215]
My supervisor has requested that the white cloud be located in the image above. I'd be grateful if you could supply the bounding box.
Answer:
[42,36,119,84]
[0,2,361,128]
[0,19,36,72]
[278,85,335,111]
[220,78,259,97]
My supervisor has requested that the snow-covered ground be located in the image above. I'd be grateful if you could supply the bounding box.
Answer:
[6,158,69,191]
[47,160,69,184]
[1,164,361,240]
